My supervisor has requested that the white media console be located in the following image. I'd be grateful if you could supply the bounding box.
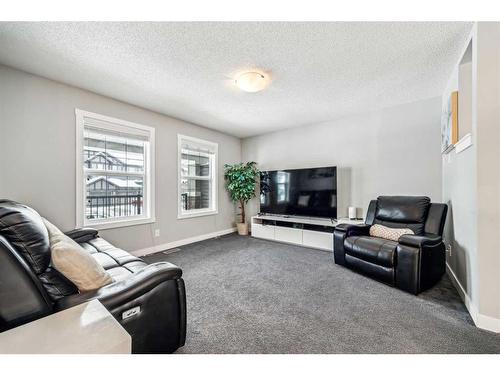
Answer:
[251,214,364,251]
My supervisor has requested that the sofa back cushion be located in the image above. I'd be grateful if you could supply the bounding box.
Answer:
[373,196,430,235]
[0,200,51,274]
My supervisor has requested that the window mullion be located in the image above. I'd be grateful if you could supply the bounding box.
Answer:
[181,175,211,181]
[85,168,144,178]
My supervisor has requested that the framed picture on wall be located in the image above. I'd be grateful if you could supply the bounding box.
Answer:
[441,91,459,153]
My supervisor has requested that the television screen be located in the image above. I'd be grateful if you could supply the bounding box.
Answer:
[259,166,337,219]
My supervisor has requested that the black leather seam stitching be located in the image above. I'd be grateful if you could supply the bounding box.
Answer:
[0,217,41,272]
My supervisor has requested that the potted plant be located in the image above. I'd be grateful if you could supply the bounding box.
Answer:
[224,161,259,235]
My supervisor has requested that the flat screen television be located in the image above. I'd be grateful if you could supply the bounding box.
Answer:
[259,166,337,219]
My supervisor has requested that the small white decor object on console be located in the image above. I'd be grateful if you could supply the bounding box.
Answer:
[348,206,357,219]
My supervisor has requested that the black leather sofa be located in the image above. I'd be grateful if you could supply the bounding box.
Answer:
[0,200,186,353]
[334,196,447,294]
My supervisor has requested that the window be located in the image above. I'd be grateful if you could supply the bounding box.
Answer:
[276,171,290,203]
[178,134,218,218]
[76,109,155,229]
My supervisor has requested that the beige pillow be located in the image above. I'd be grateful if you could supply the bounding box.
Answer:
[42,218,113,292]
[369,224,414,242]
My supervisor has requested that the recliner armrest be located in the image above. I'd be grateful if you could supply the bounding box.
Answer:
[55,262,182,311]
[64,228,99,243]
[398,234,442,248]
[335,223,370,237]
[333,224,370,266]
[396,234,446,294]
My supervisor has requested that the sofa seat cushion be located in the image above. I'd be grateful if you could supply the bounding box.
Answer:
[82,237,148,281]
[344,235,397,268]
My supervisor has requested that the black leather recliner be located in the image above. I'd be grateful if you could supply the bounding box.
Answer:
[334,196,447,294]
[0,200,186,353]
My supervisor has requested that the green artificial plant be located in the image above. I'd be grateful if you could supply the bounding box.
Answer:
[223,161,259,224]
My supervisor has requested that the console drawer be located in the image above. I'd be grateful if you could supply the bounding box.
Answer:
[303,229,333,251]
[251,223,275,240]
[275,226,302,244]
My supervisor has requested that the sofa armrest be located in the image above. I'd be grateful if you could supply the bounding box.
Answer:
[398,234,442,248]
[335,223,370,236]
[55,262,182,311]
[333,224,370,266]
[396,234,445,294]
[64,228,99,243]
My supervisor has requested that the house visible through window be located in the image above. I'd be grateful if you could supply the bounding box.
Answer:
[76,109,155,229]
[178,134,218,218]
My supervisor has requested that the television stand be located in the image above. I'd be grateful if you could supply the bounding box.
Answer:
[251,214,364,251]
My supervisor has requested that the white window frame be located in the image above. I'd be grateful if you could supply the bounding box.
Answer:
[177,134,218,219]
[75,109,156,229]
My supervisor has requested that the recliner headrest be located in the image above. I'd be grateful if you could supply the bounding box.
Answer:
[0,200,51,274]
[375,196,430,224]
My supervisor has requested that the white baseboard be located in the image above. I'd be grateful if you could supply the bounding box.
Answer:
[446,263,500,333]
[131,227,237,257]
[476,312,500,333]
[446,263,479,325]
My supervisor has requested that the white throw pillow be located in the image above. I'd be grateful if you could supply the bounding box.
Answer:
[369,224,414,242]
[42,218,113,292]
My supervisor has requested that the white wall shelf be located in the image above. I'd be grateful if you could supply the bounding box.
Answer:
[455,133,473,154]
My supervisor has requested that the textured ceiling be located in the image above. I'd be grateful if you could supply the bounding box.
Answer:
[0,22,472,138]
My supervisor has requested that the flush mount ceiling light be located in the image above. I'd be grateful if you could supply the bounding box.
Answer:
[235,71,270,93]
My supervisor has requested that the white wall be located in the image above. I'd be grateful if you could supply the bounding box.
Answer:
[0,65,241,253]
[441,29,478,316]
[442,143,478,309]
[475,22,500,325]
[242,97,443,221]
[442,22,500,332]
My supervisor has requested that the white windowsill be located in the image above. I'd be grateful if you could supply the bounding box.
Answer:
[82,216,156,230]
[177,210,218,220]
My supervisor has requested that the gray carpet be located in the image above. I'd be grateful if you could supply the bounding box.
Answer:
[144,234,500,353]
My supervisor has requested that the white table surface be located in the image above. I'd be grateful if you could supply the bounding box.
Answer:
[0,299,131,354]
